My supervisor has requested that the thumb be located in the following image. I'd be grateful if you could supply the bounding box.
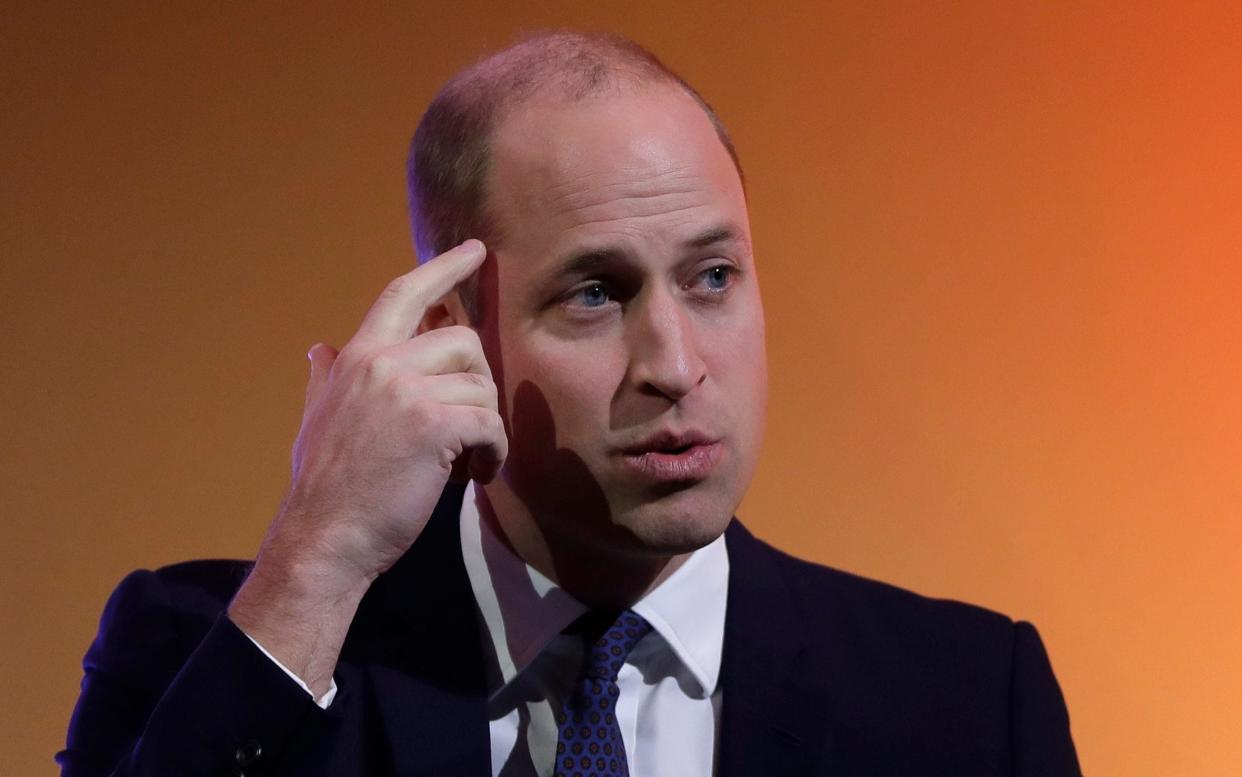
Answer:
[304,342,339,409]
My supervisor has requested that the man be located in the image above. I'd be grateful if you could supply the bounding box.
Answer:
[60,32,1081,776]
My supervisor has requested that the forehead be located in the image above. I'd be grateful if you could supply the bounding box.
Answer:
[485,84,747,254]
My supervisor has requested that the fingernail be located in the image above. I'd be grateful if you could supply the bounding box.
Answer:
[460,238,485,255]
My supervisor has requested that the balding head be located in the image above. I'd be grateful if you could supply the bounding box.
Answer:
[406,31,742,318]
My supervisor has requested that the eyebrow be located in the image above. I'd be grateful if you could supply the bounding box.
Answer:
[547,222,751,280]
[555,249,622,280]
[685,223,748,251]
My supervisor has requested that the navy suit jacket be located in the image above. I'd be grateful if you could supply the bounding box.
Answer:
[61,483,1081,776]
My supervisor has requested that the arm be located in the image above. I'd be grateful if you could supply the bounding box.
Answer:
[59,568,323,777]
[228,237,505,696]
[1009,621,1083,776]
[61,239,507,774]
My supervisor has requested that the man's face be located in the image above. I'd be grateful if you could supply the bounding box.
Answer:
[478,84,766,560]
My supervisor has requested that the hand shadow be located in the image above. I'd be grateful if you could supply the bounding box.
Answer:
[495,380,663,607]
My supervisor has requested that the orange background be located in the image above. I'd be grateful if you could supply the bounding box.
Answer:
[4,3,1240,774]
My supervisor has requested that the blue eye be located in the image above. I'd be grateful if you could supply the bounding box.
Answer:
[691,265,735,294]
[702,266,731,290]
[577,282,610,307]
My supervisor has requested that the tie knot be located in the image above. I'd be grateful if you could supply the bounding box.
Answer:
[577,609,652,682]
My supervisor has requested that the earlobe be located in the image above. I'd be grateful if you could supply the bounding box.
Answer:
[415,302,457,335]
[415,292,470,335]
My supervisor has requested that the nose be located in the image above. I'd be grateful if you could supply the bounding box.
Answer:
[626,288,707,401]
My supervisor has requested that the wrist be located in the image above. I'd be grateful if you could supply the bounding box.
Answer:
[228,529,374,695]
[269,494,391,586]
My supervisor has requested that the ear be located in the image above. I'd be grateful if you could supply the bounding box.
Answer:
[416,290,470,335]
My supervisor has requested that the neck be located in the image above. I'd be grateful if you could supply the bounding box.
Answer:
[477,481,690,609]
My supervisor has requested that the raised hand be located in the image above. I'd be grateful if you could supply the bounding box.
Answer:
[228,239,505,695]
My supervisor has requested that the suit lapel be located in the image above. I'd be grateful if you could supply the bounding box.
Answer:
[717,520,834,776]
[351,483,492,776]
[346,498,839,775]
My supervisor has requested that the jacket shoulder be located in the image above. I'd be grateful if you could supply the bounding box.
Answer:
[83,559,253,673]
[729,524,1021,689]
[750,535,1080,773]
[733,523,1014,630]
[780,545,1014,636]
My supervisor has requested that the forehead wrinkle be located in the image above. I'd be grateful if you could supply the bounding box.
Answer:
[557,198,710,241]
[540,161,701,212]
[545,185,717,240]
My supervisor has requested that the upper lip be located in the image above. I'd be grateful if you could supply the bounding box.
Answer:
[619,429,718,455]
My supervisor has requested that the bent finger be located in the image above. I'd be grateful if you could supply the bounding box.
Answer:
[441,406,508,484]
[385,325,493,380]
[351,240,486,347]
[422,373,498,411]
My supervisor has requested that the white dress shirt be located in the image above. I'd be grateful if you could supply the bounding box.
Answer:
[459,483,729,777]
[247,482,730,776]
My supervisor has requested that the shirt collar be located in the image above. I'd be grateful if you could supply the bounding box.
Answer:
[459,482,729,699]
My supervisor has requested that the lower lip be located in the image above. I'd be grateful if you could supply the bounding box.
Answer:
[620,442,722,481]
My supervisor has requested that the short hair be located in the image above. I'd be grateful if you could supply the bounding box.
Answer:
[406,30,743,321]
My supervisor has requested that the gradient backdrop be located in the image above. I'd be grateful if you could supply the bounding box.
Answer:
[4,3,1240,774]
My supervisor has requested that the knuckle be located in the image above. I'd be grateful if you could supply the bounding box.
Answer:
[484,410,506,438]
[381,273,411,299]
[460,371,488,390]
[335,343,363,369]
[383,373,410,404]
[361,350,397,381]
[447,324,482,351]
[406,398,444,432]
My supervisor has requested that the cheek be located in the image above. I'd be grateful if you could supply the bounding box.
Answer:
[703,301,767,384]
[702,309,768,448]
[500,336,625,439]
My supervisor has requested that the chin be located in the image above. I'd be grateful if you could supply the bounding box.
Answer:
[611,486,737,556]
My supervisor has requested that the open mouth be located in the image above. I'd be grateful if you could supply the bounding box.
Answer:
[620,441,722,481]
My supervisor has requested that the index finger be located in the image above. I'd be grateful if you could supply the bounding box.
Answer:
[352,239,487,346]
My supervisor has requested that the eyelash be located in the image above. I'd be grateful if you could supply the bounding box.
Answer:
[560,264,739,314]
[690,265,736,293]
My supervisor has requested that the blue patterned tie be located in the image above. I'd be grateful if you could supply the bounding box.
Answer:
[553,610,652,777]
